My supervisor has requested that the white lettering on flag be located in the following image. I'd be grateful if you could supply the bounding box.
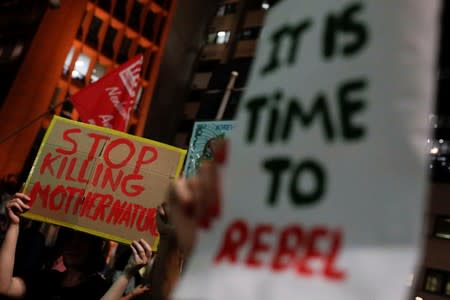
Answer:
[119,56,143,97]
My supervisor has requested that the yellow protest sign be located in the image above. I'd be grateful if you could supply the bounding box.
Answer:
[23,116,185,248]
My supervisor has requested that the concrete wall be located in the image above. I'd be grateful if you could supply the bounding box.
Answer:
[144,0,220,144]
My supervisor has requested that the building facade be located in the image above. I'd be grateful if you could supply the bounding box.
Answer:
[411,1,450,299]
[172,0,279,148]
[0,0,176,183]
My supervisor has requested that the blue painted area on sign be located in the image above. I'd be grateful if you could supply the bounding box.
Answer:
[183,121,234,177]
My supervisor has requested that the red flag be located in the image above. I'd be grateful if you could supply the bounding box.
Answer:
[71,54,143,132]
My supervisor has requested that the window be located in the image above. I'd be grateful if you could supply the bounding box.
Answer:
[424,270,445,293]
[91,61,106,82]
[61,100,74,117]
[207,32,217,44]
[113,0,127,22]
[102,26,117,58]
[446,280,450,296]
[118,36,132,63]
[434,216,450,239]
[208,31,231,44]
[86,16,102,48]
[97,0,111,12]
[72,52,91,82]
[216,31,230,44]
[216,3,237,16]
[143,11,156,40]
[136,45,147,55]
[155,16,165,44]
[128,1,143,32]
[237,27,261,40]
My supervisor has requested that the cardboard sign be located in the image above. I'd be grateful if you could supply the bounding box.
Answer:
[175,0,440,299]
[183,121,234,178]
[23,116,185,247]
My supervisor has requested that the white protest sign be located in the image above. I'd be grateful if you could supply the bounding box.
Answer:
[175,1,440,299]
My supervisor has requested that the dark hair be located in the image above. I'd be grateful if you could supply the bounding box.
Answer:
[57,228,110,274]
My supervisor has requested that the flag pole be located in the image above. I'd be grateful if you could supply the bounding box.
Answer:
[215,71,239,120]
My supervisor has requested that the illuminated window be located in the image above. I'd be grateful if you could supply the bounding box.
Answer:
[237,27,261,40]
[445,280,450,296]
[216,31,230,44]
[261,0,270,10]
[72,52,91,81]
[207,31,231,45]
[217,4,225,16]
[216,3,237,16]
[91,61,106,83]
[207,32,216,44]
[434,216,450,239]
[424,270,445,293]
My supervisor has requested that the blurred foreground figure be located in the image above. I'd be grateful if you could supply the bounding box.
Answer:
[169,140,226,258]
[141,203,183,300]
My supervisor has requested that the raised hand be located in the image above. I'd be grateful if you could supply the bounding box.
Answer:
[169,139,227,256]
[5,193,30,225]
[128,284,150,298]
[123,239,153,278]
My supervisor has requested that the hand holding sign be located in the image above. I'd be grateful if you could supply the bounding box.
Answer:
[6,193,31,225]
[169,140,226,256]
[125,238,153,278]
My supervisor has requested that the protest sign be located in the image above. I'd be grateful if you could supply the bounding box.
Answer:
[23,116,186,247]
[183,121,234,177]
[174,0,440,299]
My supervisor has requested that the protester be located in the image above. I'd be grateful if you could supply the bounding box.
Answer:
[0,193,152,300]
[144,203,183,300]
[120,284,151,300]
[168,140,226,258]
[13,220,46,281]
[0,174,18,243]
[101,239,152,300]
[108,244,152,300]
